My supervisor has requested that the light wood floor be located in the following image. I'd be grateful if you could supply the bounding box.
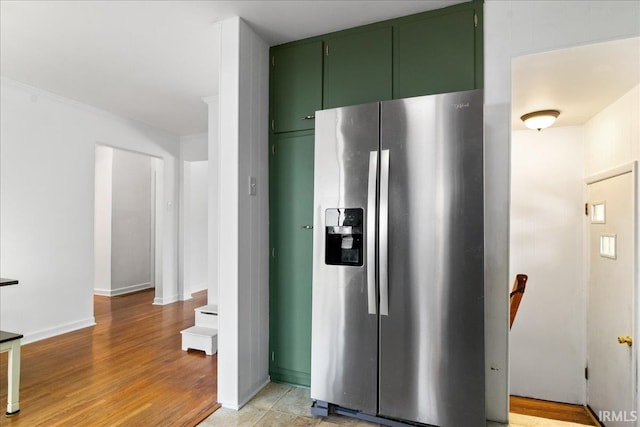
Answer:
[0,289,218,426]
[510,396,599,426]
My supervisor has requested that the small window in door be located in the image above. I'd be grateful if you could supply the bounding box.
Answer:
[600,234,616,259]
[591,202,605,223]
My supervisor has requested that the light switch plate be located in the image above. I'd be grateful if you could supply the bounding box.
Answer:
[249,176,257,196]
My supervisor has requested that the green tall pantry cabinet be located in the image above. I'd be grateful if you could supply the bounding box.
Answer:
[269,0,483,387]
[269,131,315,385]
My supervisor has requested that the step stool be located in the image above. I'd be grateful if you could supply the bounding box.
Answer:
[180,304,218,355]
[195,304,218,329]
[181,326,217,355]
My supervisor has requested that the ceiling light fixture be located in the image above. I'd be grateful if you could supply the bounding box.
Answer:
[520,110,560,131]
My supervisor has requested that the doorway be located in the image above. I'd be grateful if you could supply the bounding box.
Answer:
[94,145,161,299]
[509,37,639,424]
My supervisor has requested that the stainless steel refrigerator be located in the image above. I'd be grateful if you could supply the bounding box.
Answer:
[310,89,485,427]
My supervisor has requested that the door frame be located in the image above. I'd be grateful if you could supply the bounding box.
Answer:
[93,144,163,302]
[585,161,638,420]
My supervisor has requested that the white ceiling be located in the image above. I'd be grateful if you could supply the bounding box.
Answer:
[0,0,465,136]
[512,37,640,131]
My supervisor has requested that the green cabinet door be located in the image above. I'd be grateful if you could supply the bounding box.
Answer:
[323,27,392,109]
[271,41,323,133]
[394,8,477,98]
[268,131,314,386]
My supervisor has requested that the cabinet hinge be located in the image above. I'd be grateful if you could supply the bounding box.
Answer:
[325,44,329,56]
[271,351,275,361]
[474,13,478,28]
[585,366,589,380]
[585,203,589,216]
[271,144,275,155]
[271,247,276,258]
[272,55,275,66]
[271,119,275,131]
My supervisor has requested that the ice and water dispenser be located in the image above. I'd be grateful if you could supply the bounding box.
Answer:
[324,208,363,266]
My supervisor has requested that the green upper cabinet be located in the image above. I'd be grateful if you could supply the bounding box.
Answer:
[323,27,392,109]
[270,41,323,133]
[394,7,478,98]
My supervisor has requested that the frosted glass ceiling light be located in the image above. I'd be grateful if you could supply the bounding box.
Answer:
[520,110,560,131]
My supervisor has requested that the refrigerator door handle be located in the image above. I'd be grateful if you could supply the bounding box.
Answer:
[379,149,390,316]
[367,151,378,315]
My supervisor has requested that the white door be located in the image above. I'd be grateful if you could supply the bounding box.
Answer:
[587,170,636,426]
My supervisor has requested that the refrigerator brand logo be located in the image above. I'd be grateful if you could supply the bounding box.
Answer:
[453,102,470,109]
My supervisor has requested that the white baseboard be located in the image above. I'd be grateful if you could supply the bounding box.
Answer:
[221,377,271,411]
[180,287,209,301]
[22,317,96,345]
[191,285,208,293]
[93,282,153,297]
[153,294,178,305]
[180,285,207,301]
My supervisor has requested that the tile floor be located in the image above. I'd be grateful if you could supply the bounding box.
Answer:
[199,383,593,427]
[199,383,379,426]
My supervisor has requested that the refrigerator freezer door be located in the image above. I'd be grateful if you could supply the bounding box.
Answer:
[378,90,485,426]
[311,103,380,415]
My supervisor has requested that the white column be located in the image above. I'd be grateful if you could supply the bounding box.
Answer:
[213,16,270,409]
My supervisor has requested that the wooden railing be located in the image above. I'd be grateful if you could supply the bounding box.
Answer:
[510,274,528,329]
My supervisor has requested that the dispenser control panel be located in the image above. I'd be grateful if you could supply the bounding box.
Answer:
[325,208,363,266]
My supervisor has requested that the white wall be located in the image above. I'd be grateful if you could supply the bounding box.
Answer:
[510,126,586,404]
[585,85,640,176]
[484,1,640,422]
[216,16,270,410]
[180,133,208,161]
[0,78,180,343]
[110,149,152,294]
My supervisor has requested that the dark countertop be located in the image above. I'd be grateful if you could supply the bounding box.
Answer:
[0,331,23,343]
[0,279,23,343]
